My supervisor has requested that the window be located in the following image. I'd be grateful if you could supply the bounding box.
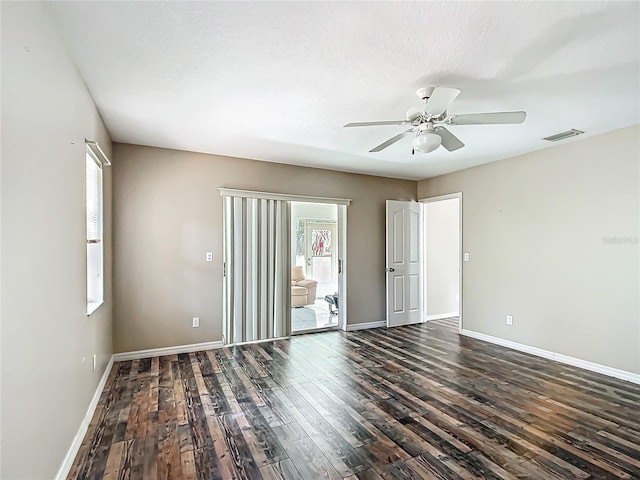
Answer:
[85,141,109,315]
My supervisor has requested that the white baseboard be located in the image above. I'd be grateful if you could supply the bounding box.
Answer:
[55,355,114,480]
[112,340,224,361]
[425,312,459,321]
[461,329,640,385]
[346,321,386,332]
[56,339,225,478]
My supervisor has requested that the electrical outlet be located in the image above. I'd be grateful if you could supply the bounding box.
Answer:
[206,252,213,262]
[506,315,513,325]
[92,354,97,371]
[193,317,200,328]
[464,252,470,262]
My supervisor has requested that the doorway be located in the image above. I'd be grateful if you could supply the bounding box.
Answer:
[291,202,340,333]
[421,193,462,331]
[220,189,349,345]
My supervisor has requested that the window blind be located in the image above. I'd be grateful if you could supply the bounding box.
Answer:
[86,153,103,242]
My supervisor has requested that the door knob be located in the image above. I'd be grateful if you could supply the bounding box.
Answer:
[386,267,395,272]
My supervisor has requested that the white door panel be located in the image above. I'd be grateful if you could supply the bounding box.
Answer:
[386,200,423,327]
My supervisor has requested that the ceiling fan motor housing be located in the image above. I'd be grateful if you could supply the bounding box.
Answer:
[405,106,423,122]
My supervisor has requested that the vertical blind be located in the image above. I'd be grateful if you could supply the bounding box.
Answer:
[223,196,291,344]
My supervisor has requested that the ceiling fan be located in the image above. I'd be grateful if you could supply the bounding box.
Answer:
[344,87,526,154]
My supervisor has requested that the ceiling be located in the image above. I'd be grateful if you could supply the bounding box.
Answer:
[46,1,640,180]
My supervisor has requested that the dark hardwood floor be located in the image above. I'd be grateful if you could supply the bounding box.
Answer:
[68,318,640,479]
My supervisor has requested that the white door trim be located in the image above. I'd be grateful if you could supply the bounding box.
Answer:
[419,192,462,203]
[419,192,463,334]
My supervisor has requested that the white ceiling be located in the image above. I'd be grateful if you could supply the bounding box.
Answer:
[47,1,640,180]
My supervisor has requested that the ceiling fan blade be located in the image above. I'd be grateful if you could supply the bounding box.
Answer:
[435,127,465,151]
[450,111,526,125]
[344,120,407,127]
[369,129,413,152]
[425,87,461,116]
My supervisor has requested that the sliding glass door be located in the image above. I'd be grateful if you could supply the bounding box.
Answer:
[220,188,349,342]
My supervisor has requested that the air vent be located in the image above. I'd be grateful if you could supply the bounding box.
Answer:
[543,129,584,142]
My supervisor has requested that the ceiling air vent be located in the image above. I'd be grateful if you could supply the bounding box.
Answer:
[543,129,584,142]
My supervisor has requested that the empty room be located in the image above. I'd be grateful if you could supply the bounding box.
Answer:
[1,1,639,479]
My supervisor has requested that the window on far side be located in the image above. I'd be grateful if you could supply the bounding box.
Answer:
[86,147,104,315]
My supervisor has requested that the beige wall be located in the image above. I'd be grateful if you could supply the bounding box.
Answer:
[418,125,640,374]
[425,198,460,317]
[1,2,113,479]
[112,143,416,352]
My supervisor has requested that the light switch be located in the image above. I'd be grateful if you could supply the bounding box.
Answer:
[206,252,213,262]
[464,252,470,262]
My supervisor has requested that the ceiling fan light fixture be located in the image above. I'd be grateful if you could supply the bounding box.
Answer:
[413,132,441,153]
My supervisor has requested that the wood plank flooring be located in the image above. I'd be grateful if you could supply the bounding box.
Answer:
[68,318,640,479]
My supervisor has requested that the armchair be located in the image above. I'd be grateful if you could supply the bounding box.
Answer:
[291,266,318,307]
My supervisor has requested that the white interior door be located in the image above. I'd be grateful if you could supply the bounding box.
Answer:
[386,200,423,327]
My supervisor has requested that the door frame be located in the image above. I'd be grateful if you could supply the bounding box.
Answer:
[290,202,348,333]
[419,192,463,333]
[219,188,350,336]
[337,204,347,331]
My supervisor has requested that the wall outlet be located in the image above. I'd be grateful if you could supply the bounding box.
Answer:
[464,252,470,262]
[92,354,97,371]
[506,315,513,325]
[206,252,213,262]
[193,317,200,328]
